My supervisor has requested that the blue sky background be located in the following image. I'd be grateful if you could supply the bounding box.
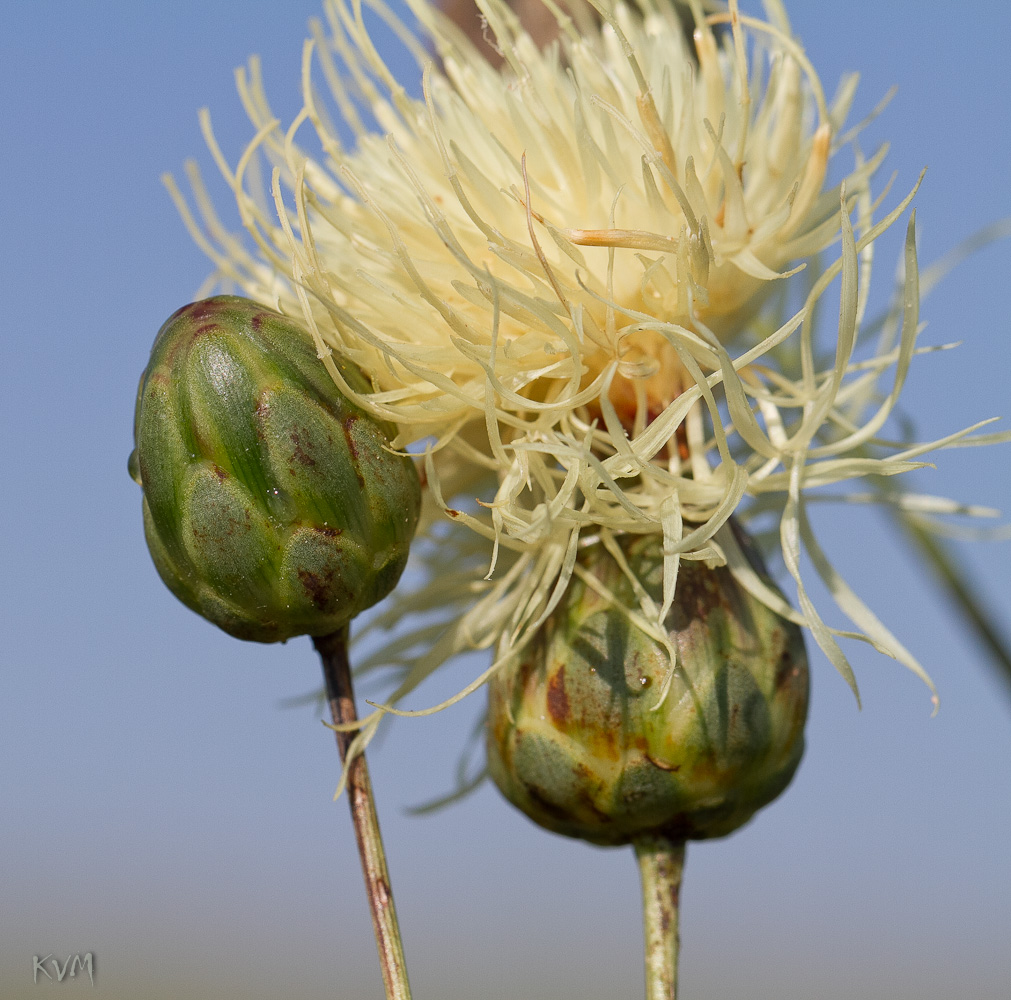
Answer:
[2,2,1010,998]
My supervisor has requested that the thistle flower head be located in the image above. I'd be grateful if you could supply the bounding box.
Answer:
[168,0,1008,748]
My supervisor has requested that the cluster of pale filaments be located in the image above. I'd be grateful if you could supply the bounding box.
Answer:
[168,0,1003,738]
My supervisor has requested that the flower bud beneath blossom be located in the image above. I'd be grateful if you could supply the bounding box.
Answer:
[487,526,809,845]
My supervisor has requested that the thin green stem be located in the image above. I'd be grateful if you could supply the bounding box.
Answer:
[634,834,686,1000]
[314,628,412,1000]
[891,510,1011,699]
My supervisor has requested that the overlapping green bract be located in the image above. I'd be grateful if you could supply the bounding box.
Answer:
[130,296,420,642]
[487,525,809,845]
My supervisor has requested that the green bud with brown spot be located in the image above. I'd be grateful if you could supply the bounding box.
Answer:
[486,525,809,846]
[129,296,420,643]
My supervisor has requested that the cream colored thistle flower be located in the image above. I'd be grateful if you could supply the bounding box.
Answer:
[167,0,1006,750]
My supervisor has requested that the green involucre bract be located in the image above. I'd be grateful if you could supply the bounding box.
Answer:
[487,524,809,845]
[130,295,421,642]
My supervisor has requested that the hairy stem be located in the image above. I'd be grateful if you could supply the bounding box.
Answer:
[314,628,412,1000]
[634,835,686,1000]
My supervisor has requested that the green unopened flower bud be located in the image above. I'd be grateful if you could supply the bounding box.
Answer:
[129,296,420,643]
[487,525,809,845]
